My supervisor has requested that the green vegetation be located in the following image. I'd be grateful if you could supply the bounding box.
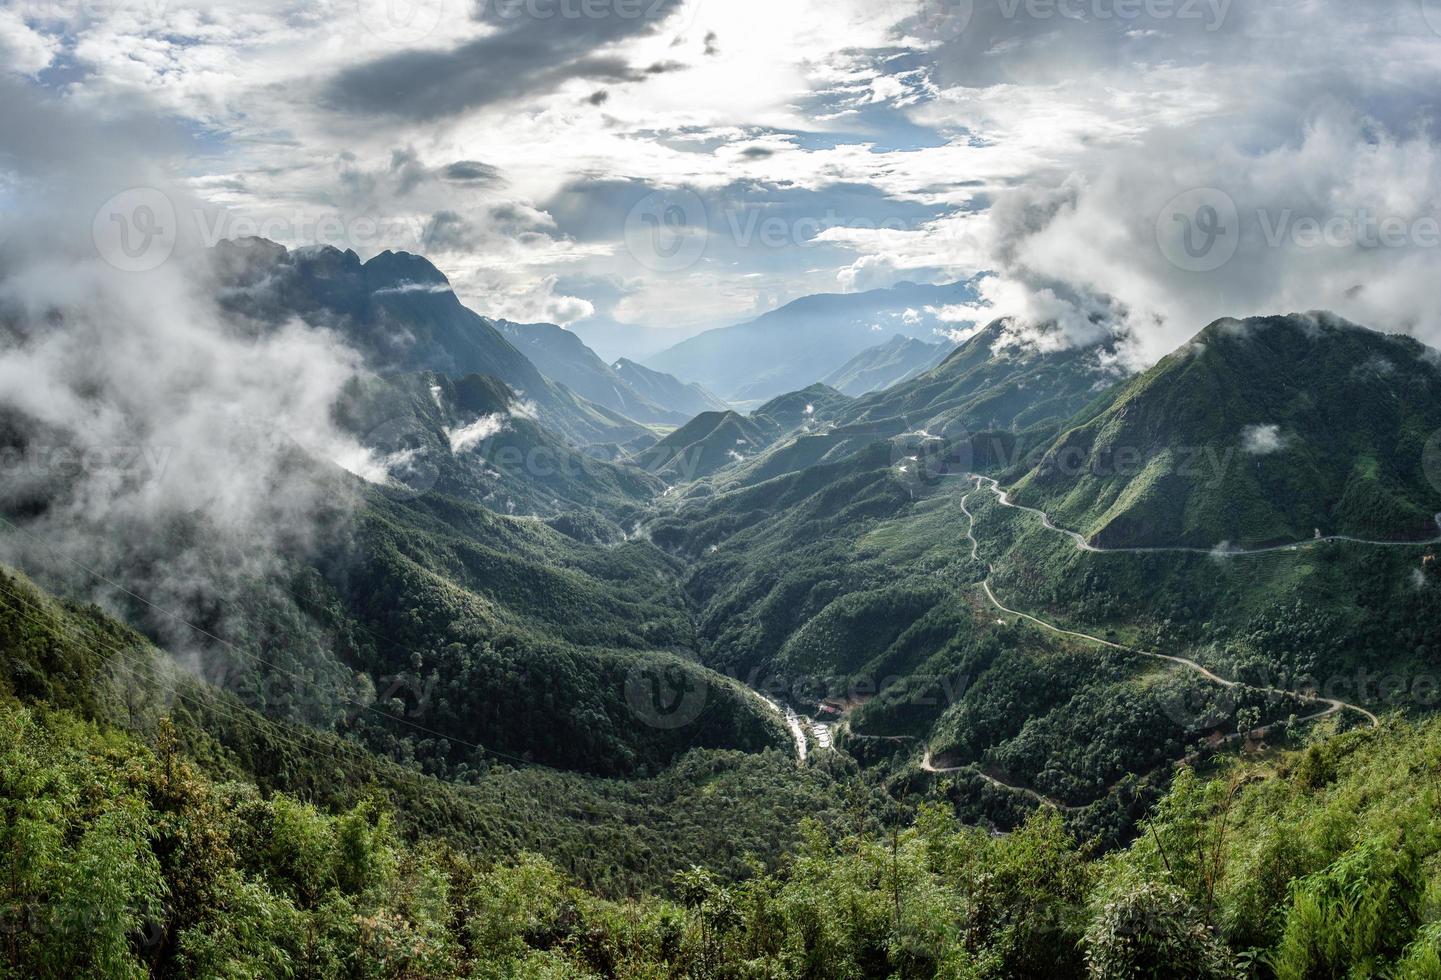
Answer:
[10,283,1441,977]
[0,566,857,899]
[820,334,954,396]
[631,411,774,482]
[8,651,1441,979]
[1011,314,1441,548]
[981,486,1441,706]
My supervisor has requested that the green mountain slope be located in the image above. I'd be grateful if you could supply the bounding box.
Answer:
[689,319,1121,495]
[0,564,852,906]
[751,383,854,435]
[836,319,1119,446]
[335,370,661,520]
[630,411,773,482]
[8,593,1441,980]
[612,357,729,418]
[821,333,955,396]
[1012,313,1441,548]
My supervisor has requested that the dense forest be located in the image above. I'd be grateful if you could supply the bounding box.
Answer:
[6,675,1441,977]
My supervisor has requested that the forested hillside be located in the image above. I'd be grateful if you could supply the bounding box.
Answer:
[1011,314,1441,548]
[6,578,1441,979]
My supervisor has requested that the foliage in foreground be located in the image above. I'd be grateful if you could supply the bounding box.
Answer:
[5,692,1441,979]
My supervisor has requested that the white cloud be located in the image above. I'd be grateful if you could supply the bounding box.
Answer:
[1241,424,1286,456]
[0,9,60,75]
[5,0,1441,357]
[447,413,510,453]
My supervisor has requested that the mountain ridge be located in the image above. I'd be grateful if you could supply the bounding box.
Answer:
[644,279,982,403]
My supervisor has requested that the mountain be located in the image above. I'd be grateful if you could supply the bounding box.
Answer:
[630,384,854,486]
[821,334,955,396]
[835,319,1118,443]
[334,370,662,520]
[693,319,1122,494]
[0,561,845,904]
[490,319,707,426]
[629,411,773,483]
[1010,313,1441,548]
[12,555,1441,977]
[212,239,648,446]
[645,279,982,404]
[752,383,854,436]
[612,357,729,419]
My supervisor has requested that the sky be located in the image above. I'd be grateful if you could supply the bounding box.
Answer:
[3,0,1441,366]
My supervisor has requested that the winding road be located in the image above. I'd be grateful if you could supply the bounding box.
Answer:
[963,474,1441,558]
[958,476,1379,727]
[759,473,1384,787]
[917,476,1381,808]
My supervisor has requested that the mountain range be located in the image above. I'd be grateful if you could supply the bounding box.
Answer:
[644,279,982,404]
[213,239,650,447]
[490,318,725,426]
[8,240,1441,977]
[820,333,955,396]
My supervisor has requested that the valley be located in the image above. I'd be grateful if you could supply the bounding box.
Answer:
[5,249,1441,976]
[9,3,1441,971]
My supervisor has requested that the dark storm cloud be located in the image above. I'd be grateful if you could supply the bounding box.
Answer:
[421,209,475,250]
[442,160,504,183]
[324,0,689,120]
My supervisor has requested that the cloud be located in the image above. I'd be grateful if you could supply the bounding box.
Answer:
[0,8,60,76]
[0,79,373,673]
[1241,424,1286,456]
[323,0,692,120]
[441,160,503,184]
[12,0,1441,368]
[447,413,510,453]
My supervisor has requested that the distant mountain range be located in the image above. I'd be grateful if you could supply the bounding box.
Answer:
[645,279,982,404]
[686,318,1117,494]
[212,239,650,447]
[821,334,955,396]
[490,318,723,426]
[630,384,852,483]
[611,357,729,419]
